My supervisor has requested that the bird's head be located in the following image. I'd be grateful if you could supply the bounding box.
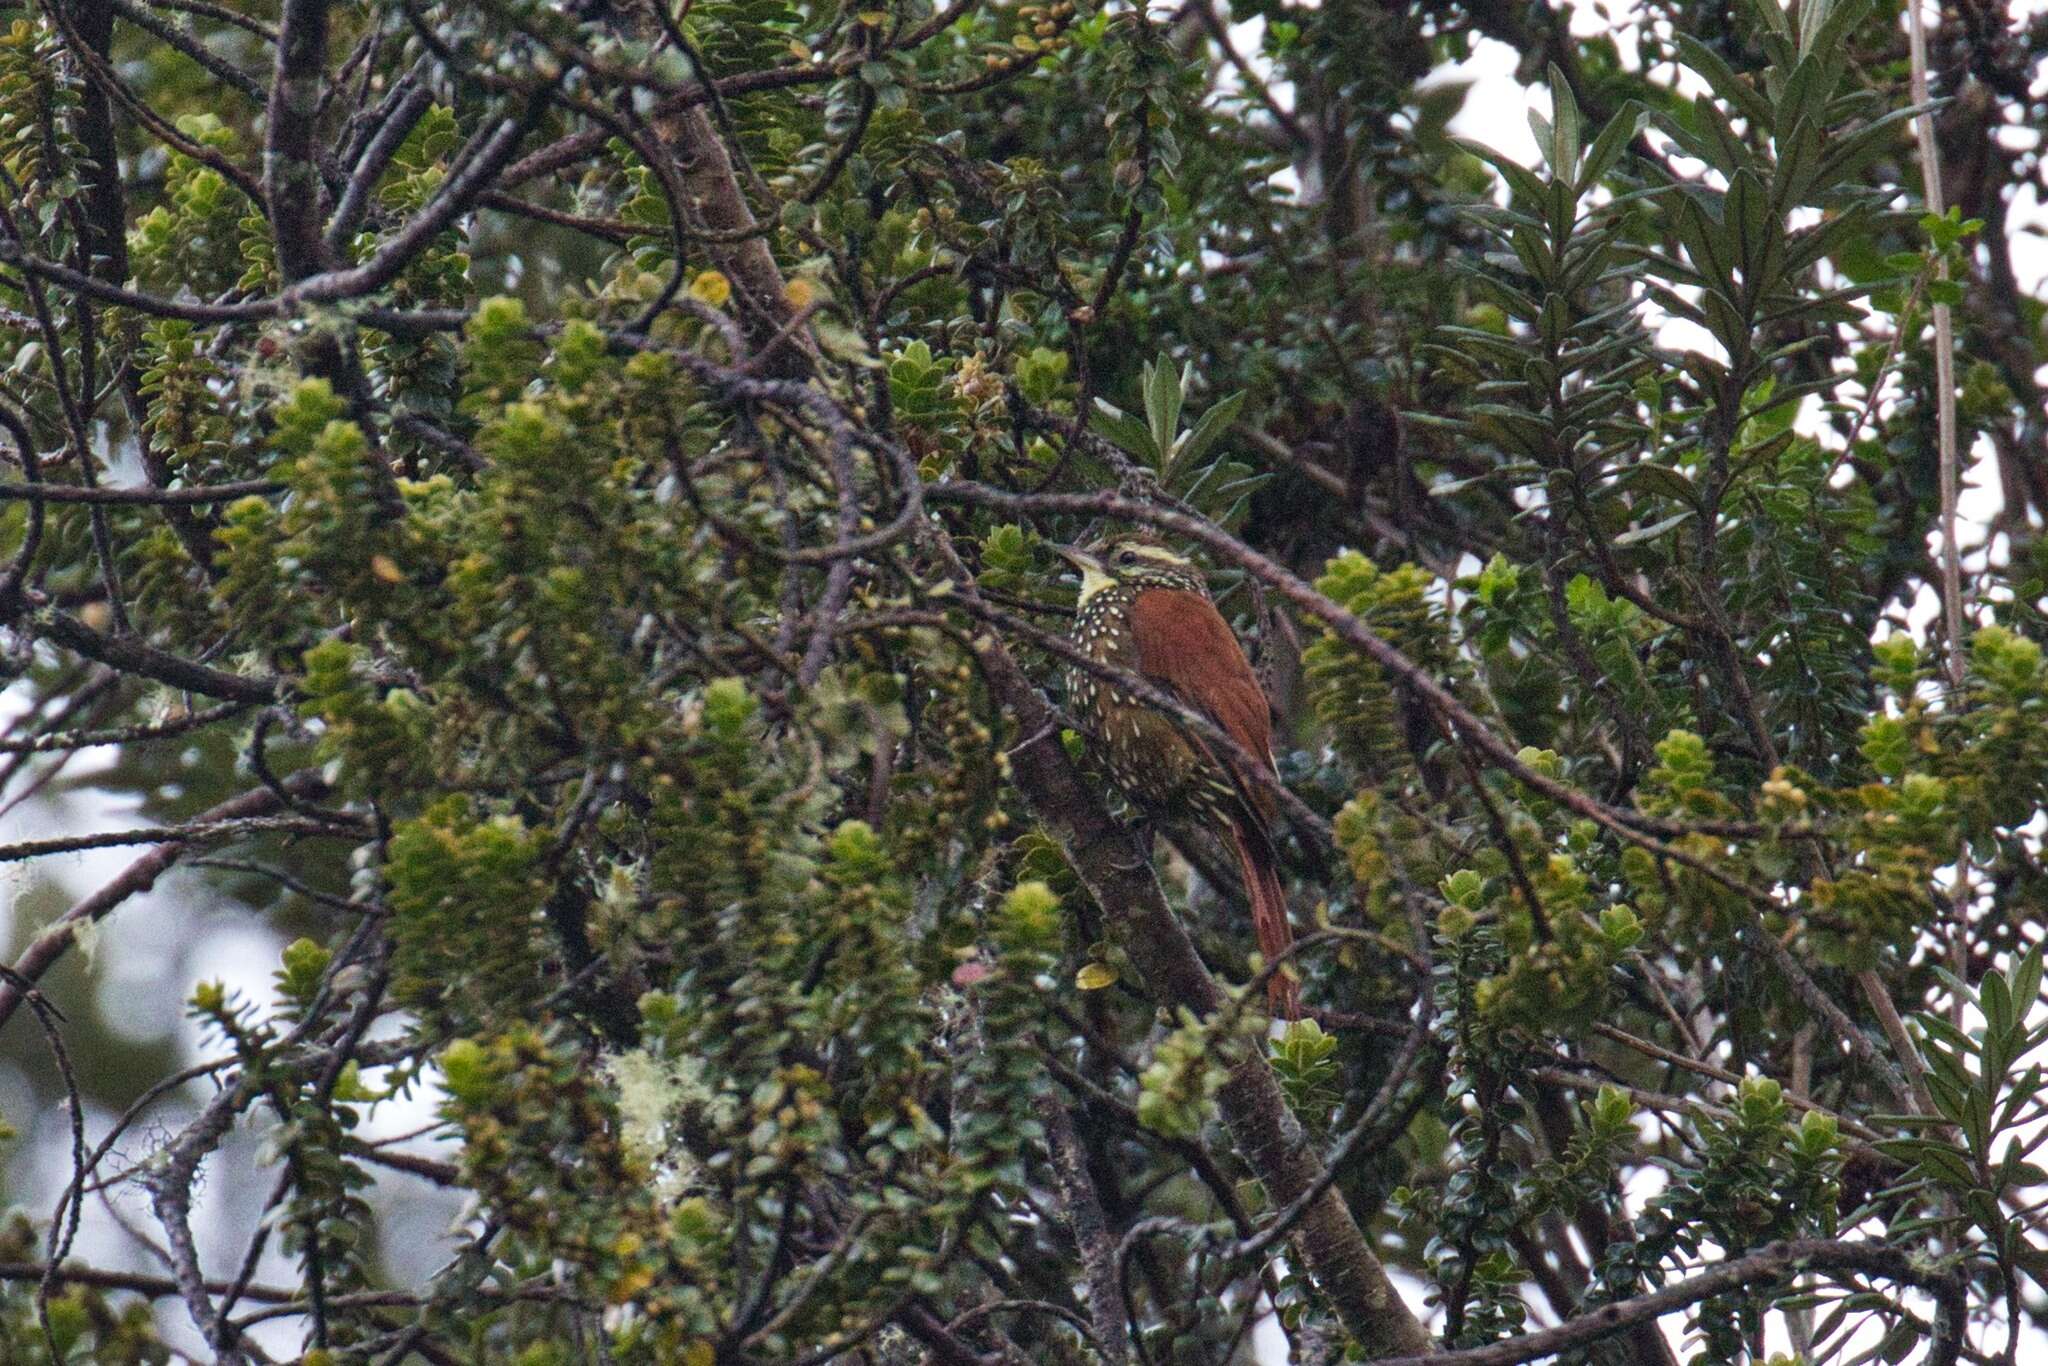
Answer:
[1050,533,1205,605]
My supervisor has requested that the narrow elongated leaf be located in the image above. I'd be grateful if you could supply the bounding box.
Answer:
[1757,281,1880,327]
[1804,0,1872,64]
[1144,354,1185,468]
[1737,376,1838,422]
[1459,138,1550,207]
[1795,0,1834,53]
[1782,204,1877,275]
[1611,509,1695,546]
[1528,108,1556,173]
[1810,106,1933,197]
[1627,247,1709,289]
[1547,64,1582,176]
[1811,1300,1854,1347]
[1918,1015,1979,1053]
[1428,470,1509,496]
[1700,286,1752,356]
[1549,181,1581,249]
[1509,226,1557,286]
[1774,54,1826,146]
[1611,463,1705,507]
[1995,1065,2044,1133]
[1725,168,1774,296]
[1984,968,2014,1040]
[1578,100,1647,194]
[1091,398,1156,461]
[1746,0,1793,41]
[2013,945,2043,1012]
[1652,109,1735,177]
[1435,328,1538,364]
[1731,430,1798,475]
[1694,95,1752,178]
[1673,36,1773,130]
[1560,240,1625,295]
[1876,1139,1974,1187]
[1673,193,1736,295]
[1680,349,1729,390]
[1772,115,1823,211]
[1166,390,1245,482]
[1463,272,1544,322]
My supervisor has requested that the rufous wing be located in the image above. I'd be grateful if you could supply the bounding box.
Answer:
[1132,586,1299,1018]
[1128,587,1277,816]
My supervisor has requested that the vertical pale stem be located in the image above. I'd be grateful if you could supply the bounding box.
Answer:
[1903,0,1962,683]
[1903,0,1973,1030]
[1788,1024,1817,1359]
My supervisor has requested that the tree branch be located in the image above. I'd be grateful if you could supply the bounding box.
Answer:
[31,604,286,702]
[265,0,337,281]
[1369,1238,1964,1366]
[1038,1094,1132,1364]
[0,773,331,1035]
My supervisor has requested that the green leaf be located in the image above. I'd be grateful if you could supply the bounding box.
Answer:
[1167,389,1246,482]
[1611,509,1695,547]
[1917,1014,1978,1055]
[1700,286,1751,355]
[1672,36,1773,132]
[1506,226,1556,287]
[1692,96,1752,179]
[1983,966,2014,1039]
[1528,107,1555,173]
[1143,353,1186,470]
[1726,167,1775,292]
[1782,202,1879,276]
[1610,461,1704,508]
[1877,1321,1919,1365]
[1877,1138,1974,1188]
[2013,946,2043,1015]
[1679,349,1729,391]
[1802,0,1871,64]
[1671,193,1736,297]
[1459,138,1548,208]
[1773,55,1829,147]
[1745,0,1793,40]
[1578,100,1646,194]
[1810,106,1930,197]
[1547,65,1581,177]
[1641,280,1708,325]
[1772,115,1823,212]
[1091,398,1156,461]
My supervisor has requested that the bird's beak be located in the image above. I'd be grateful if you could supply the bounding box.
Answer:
[1049,543,1100,578]
[1052,542,1117,604]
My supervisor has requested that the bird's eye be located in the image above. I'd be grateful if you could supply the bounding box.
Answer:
[1117,551,1136,566]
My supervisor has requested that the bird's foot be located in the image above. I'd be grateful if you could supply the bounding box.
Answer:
[1004,718,1062,756]
[1110,819,1157,872]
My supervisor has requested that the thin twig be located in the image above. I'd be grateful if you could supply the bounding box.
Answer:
[0,775,333,1034]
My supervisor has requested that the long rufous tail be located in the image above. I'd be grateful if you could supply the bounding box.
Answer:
[1227,822,1300,1021]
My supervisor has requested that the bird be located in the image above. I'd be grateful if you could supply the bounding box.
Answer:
[1052,532,1301,1020]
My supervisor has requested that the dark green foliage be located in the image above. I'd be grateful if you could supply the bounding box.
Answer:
[1,0,2046,1361]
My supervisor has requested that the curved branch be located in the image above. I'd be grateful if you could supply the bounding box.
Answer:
[32,604,286,702]
[1369,1238,1964,1366]
[0,478,283,505]
[0,774,333,1036]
